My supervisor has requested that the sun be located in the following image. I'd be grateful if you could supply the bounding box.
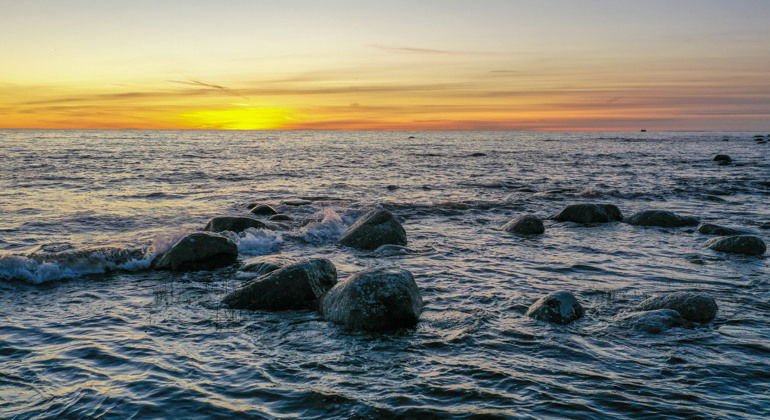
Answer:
[179,107,298,130]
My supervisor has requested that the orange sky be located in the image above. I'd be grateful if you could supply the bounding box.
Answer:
[2,1,770,130]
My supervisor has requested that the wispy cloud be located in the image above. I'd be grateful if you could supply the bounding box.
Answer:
[370,44,471,55]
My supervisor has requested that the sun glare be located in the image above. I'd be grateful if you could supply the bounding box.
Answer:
[179,108,297,130]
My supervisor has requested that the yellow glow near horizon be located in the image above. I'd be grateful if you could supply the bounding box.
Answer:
[179,108,299,130]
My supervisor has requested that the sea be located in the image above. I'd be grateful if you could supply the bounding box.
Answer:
[1,130,768,418]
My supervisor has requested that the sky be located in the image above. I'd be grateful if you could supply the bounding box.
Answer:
[1,0,770,130]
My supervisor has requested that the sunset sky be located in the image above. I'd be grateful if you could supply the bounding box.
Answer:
[2,0,770,130]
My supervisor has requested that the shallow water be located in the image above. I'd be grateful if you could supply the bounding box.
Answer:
[1,130,769,418]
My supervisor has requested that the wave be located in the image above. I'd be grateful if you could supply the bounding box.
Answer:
[297,208,352,244]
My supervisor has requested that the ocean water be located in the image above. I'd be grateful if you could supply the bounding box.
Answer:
[1,130,769,418]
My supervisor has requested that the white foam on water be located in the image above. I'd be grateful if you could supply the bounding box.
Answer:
[299,208,350,244]
[0,251,153,285]
[235,228,283,256]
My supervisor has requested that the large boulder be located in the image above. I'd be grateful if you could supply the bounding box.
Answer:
[223,259,337,310]
[240,255,298,276]
[697,223,746,236]
[339,209,407,250]
[526,291,584,325]
[705,235,766,256]
[637,292,718,323]
[320,267,423,331]
[554,204,623,224]
[153,232,238,271]
[625,210,699,227]
[250,204,278,216]
[502,214,545,234]
[204,216,267,233]
[618,309,689,334]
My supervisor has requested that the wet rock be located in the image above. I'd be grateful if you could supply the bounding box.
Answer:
[502,214,545,235]
[386,185,399,191]
[554,203,623,224]
[269,214,292,222]
[250,204,278,216]
[204,216,267,233]
[153,232,238,271]
[713,154,732,163]
[223,259,337,310]
[618,309,688,334]
[339,209,407,250]
[241,255,298,276]
[697,223,746,236]
[625,210,699,227]
[320,267,422,331]
[468,152,486,157]
[705,235,766,256]
[282,199,312,206]
[526,291,584,325]
[637,292,718,323]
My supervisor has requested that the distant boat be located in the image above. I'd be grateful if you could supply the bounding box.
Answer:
[640,129,647,132]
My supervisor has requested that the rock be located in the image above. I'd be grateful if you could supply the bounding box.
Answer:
[339,209,407,250]
[223,259,337,310]
[269,214,292,222]
[554,203,623,224]
[625,210,699,227]
[282,199,312,206]
[240,255,298,276]
[386,185,399,191]
[697,223,746,236]
[637,292,718,323]
[468,152,486,157]
[713,154,732,163]
[320,267,423,331]
[502,214,545,234]
[618,309,688,334]
[250,204,278,216]
[705,235,766,256]
[204,216,267,233]
[153,232,238,271]
[526,291,584,325]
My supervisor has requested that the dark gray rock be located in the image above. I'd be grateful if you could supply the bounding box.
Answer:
[705,235,766,256]
[153,232,238,271]
[502,214,545,234]
[339,209,407,250]
[554,204,623,224]
[250,204,278,216]
[526,291,584,325]
[269,214,292,222]
[697,223,746,236]
[320,267,423,331]
[618,309,689,334]
[204,216,267,233]
[637,292,718,323]
[240,255,298,276]
[713,154,732,163]
[223,259,337,310]
[625,210,699,227]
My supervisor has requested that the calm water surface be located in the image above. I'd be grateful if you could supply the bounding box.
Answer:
[1,130,769,418]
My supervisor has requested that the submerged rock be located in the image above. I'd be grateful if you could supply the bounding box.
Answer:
[713,154,732,163]
[502,214,545,235]
[705,235,766,256]
[554,204,623,224]
[240,255,298,276]
[526,291,584,325]
[153,232,238,271]
[250,204,278,216]
[637,292,718,323]
[618,309,688,334]
[223,259,337,310]
[697,223,746,236]
[625,210,699,227]
[204,216,267,233]
[320,267,423,331]
[339,209,407,250]
[269,214,292,222]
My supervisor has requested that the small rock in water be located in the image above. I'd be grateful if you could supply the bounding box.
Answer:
[204,216,267,233]
[339,208,407,250]
[502,214,545,235]
[468,152,486,157]
[250,204,278,216]
[554,203,623,224]
[637,292,718,323]
[705,235,766,256]
[625,210,699,227]
[386,185,399,191]
[320,267,423,331]
[526,291,584,325]
[240,255,298,276]
[713,154,732,163]
[697,223,746,236]
[153,232,238,271]
[269,214,292,222]
[618,309,689,334]
[223,259,337,310]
